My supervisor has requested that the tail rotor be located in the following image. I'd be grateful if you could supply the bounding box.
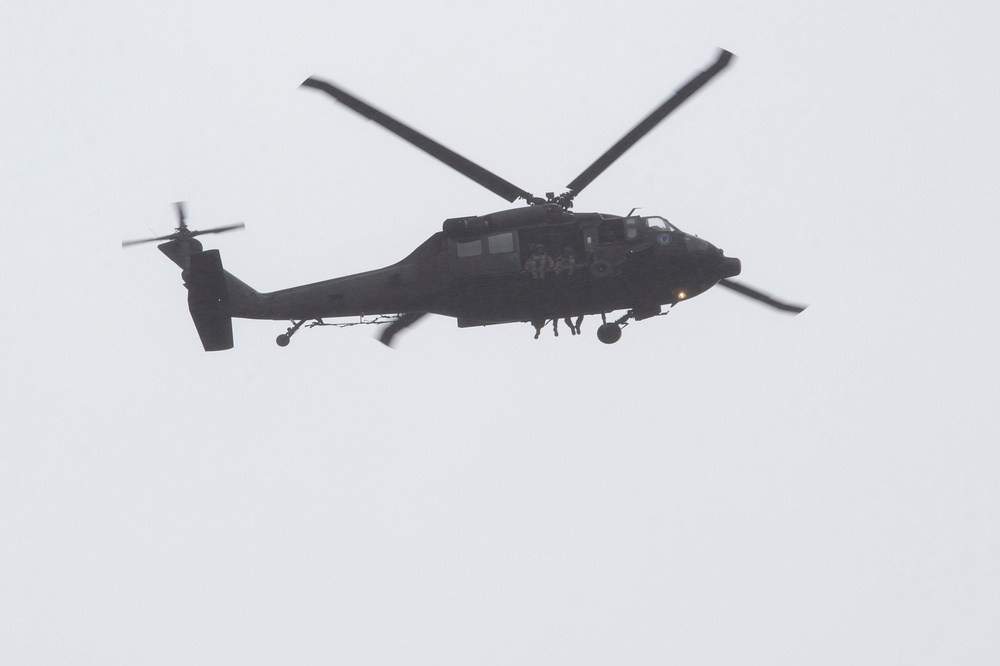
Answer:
[122,202,245,248]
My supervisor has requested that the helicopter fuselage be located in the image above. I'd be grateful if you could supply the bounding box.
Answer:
[221,203,742,326]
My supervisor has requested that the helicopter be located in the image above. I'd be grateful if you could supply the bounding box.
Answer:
[123,48,805,351]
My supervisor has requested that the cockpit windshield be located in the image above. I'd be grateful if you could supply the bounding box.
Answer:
[643,216,676,232]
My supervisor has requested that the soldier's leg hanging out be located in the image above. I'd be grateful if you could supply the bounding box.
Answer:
[531,319,544,339]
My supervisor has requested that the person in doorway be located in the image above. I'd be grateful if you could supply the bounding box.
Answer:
[555,247,578,276]
[524,244,554,279]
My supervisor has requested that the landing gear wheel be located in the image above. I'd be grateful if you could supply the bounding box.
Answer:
[276,319,307,347]
[597,323,622,344]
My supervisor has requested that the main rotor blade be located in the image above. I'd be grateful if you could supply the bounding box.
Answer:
[302,78,535,204]
[379,312,427,347]
[718,279,807,314]
[565,49,734,198]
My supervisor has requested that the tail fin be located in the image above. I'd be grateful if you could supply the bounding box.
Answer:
[186,249,234,351]
[157,239,264,351]
[157,240,232,351]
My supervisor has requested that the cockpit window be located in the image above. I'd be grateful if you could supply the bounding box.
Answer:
[643,216,676,232]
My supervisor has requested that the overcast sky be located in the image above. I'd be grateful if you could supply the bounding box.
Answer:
[2,1,998,664]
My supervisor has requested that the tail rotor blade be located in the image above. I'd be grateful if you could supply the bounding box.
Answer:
[122,235,167,248]
[717,279,807,314]
[191,222,246,237]
[175,201,187,228]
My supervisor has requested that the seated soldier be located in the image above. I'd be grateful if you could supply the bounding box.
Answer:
[524,244,554,279]
[554,247,578,276]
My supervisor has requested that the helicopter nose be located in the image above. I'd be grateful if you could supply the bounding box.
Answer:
[720,256,741,278]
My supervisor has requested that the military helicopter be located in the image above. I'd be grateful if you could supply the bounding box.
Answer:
[123,49,805,351]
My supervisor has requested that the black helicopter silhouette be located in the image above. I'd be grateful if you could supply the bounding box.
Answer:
[123,49,804,351]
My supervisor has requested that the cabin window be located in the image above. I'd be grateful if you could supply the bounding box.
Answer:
[488,232,514,254]
[456,239,482,257]
[597,219,625,243]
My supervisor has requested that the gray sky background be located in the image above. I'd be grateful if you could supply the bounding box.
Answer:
[2,1,998,664]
